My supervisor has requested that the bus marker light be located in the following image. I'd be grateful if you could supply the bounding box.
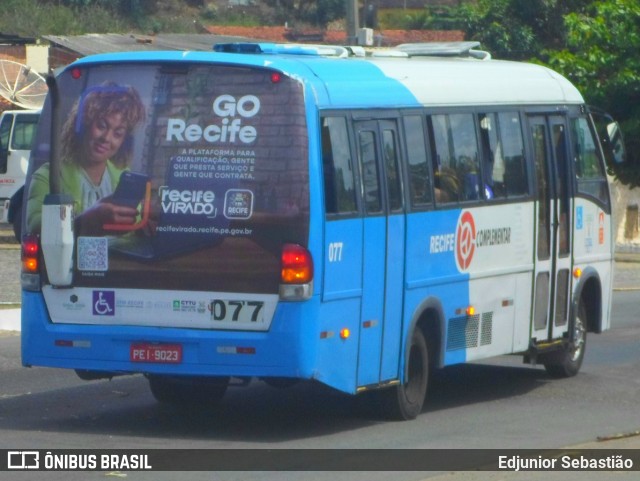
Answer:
[363,320,378,328]
[573,268,582,279]
[455,306,476,316]
[71,67,82,79]
[271,72,282,83]
[340,328,350,340]
[320,331,334,339]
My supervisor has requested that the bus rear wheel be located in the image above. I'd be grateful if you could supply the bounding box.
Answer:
[377,328,429,420]
[147,375,229,407]
[544,302,587,378]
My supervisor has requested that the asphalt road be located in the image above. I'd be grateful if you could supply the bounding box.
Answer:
[0,243,19,305]
[0,234,639,481]
[0,290,639,481]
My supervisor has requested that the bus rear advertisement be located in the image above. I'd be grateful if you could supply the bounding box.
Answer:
[20,43,625,420]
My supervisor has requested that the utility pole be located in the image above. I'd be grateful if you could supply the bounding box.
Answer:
[346,0,359,45]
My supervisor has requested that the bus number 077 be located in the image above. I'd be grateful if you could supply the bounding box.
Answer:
[209,300,264,322]
[328,242,344,262]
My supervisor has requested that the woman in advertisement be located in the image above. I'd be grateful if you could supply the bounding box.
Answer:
[26,81,146,235]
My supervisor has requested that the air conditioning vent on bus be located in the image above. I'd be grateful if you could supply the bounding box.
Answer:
[213,42,349,58]
[395,42,491,60]
[213,41,491,60]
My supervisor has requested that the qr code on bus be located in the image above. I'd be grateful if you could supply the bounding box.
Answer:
[77,237,109,271]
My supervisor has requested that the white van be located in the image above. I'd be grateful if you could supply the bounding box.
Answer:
[0,108,40,236]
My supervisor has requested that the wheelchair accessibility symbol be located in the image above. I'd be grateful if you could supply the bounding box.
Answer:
[93,291,115,316]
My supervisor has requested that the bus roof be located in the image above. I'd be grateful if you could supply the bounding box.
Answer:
[68,46,584,109]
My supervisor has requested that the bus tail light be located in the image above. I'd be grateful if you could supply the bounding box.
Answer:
[21,234,41,291]
[281,243,313,283]
[280,243,313,301]
[22,235,39,273]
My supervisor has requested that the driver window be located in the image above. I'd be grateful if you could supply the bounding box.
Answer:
[572,117,608,206]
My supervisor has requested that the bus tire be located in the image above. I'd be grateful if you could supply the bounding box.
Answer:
[544,301,587,378]
[148,375,229,407]
[379,328,429,420]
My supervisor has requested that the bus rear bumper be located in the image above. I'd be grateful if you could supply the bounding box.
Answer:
[21,291,311,381]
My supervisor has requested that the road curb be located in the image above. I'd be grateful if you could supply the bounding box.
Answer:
[0,308,20,331]
[615,254,640,263]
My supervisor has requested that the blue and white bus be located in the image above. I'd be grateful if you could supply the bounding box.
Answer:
[20,42,624,419]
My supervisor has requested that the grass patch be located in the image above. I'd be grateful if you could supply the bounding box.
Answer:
[0,303,21,310]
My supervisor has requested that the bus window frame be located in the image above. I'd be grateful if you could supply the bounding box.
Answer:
[400,112,436,212]
[476,109,531,202]
[523,105,611,215]
[570,112,612,214]
[426,106,536,209]
[320,112,363,221]
[350,109,407,218]
[322,106,592,218]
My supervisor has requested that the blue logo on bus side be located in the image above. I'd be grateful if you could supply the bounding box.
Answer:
[576,206,583,230]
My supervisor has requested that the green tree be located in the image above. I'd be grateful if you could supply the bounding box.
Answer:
[460,0,640,184]
[459,0,586,60]
[542,0,640,183]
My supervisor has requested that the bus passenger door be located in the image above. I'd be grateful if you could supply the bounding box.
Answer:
[354,119,405,387]
[529,115,572,343]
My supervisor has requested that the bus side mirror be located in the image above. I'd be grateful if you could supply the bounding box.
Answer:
[604,121,627,165]
[589,109,627,167]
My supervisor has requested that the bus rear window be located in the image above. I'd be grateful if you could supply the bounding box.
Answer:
[26,63,309,293]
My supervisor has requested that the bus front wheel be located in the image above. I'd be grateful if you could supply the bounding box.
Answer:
[378,328,429,420]
[147,375,229,407]
[544,302,587,378]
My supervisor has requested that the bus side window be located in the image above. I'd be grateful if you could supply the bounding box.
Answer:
[382,128,402,212]
[403,115,432,208]
[359,130,383,214]
[498,112,528,197]
[571,116,609,207]
[321,117,357,216]
[478,112,528,199]
[429,113,480,203]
